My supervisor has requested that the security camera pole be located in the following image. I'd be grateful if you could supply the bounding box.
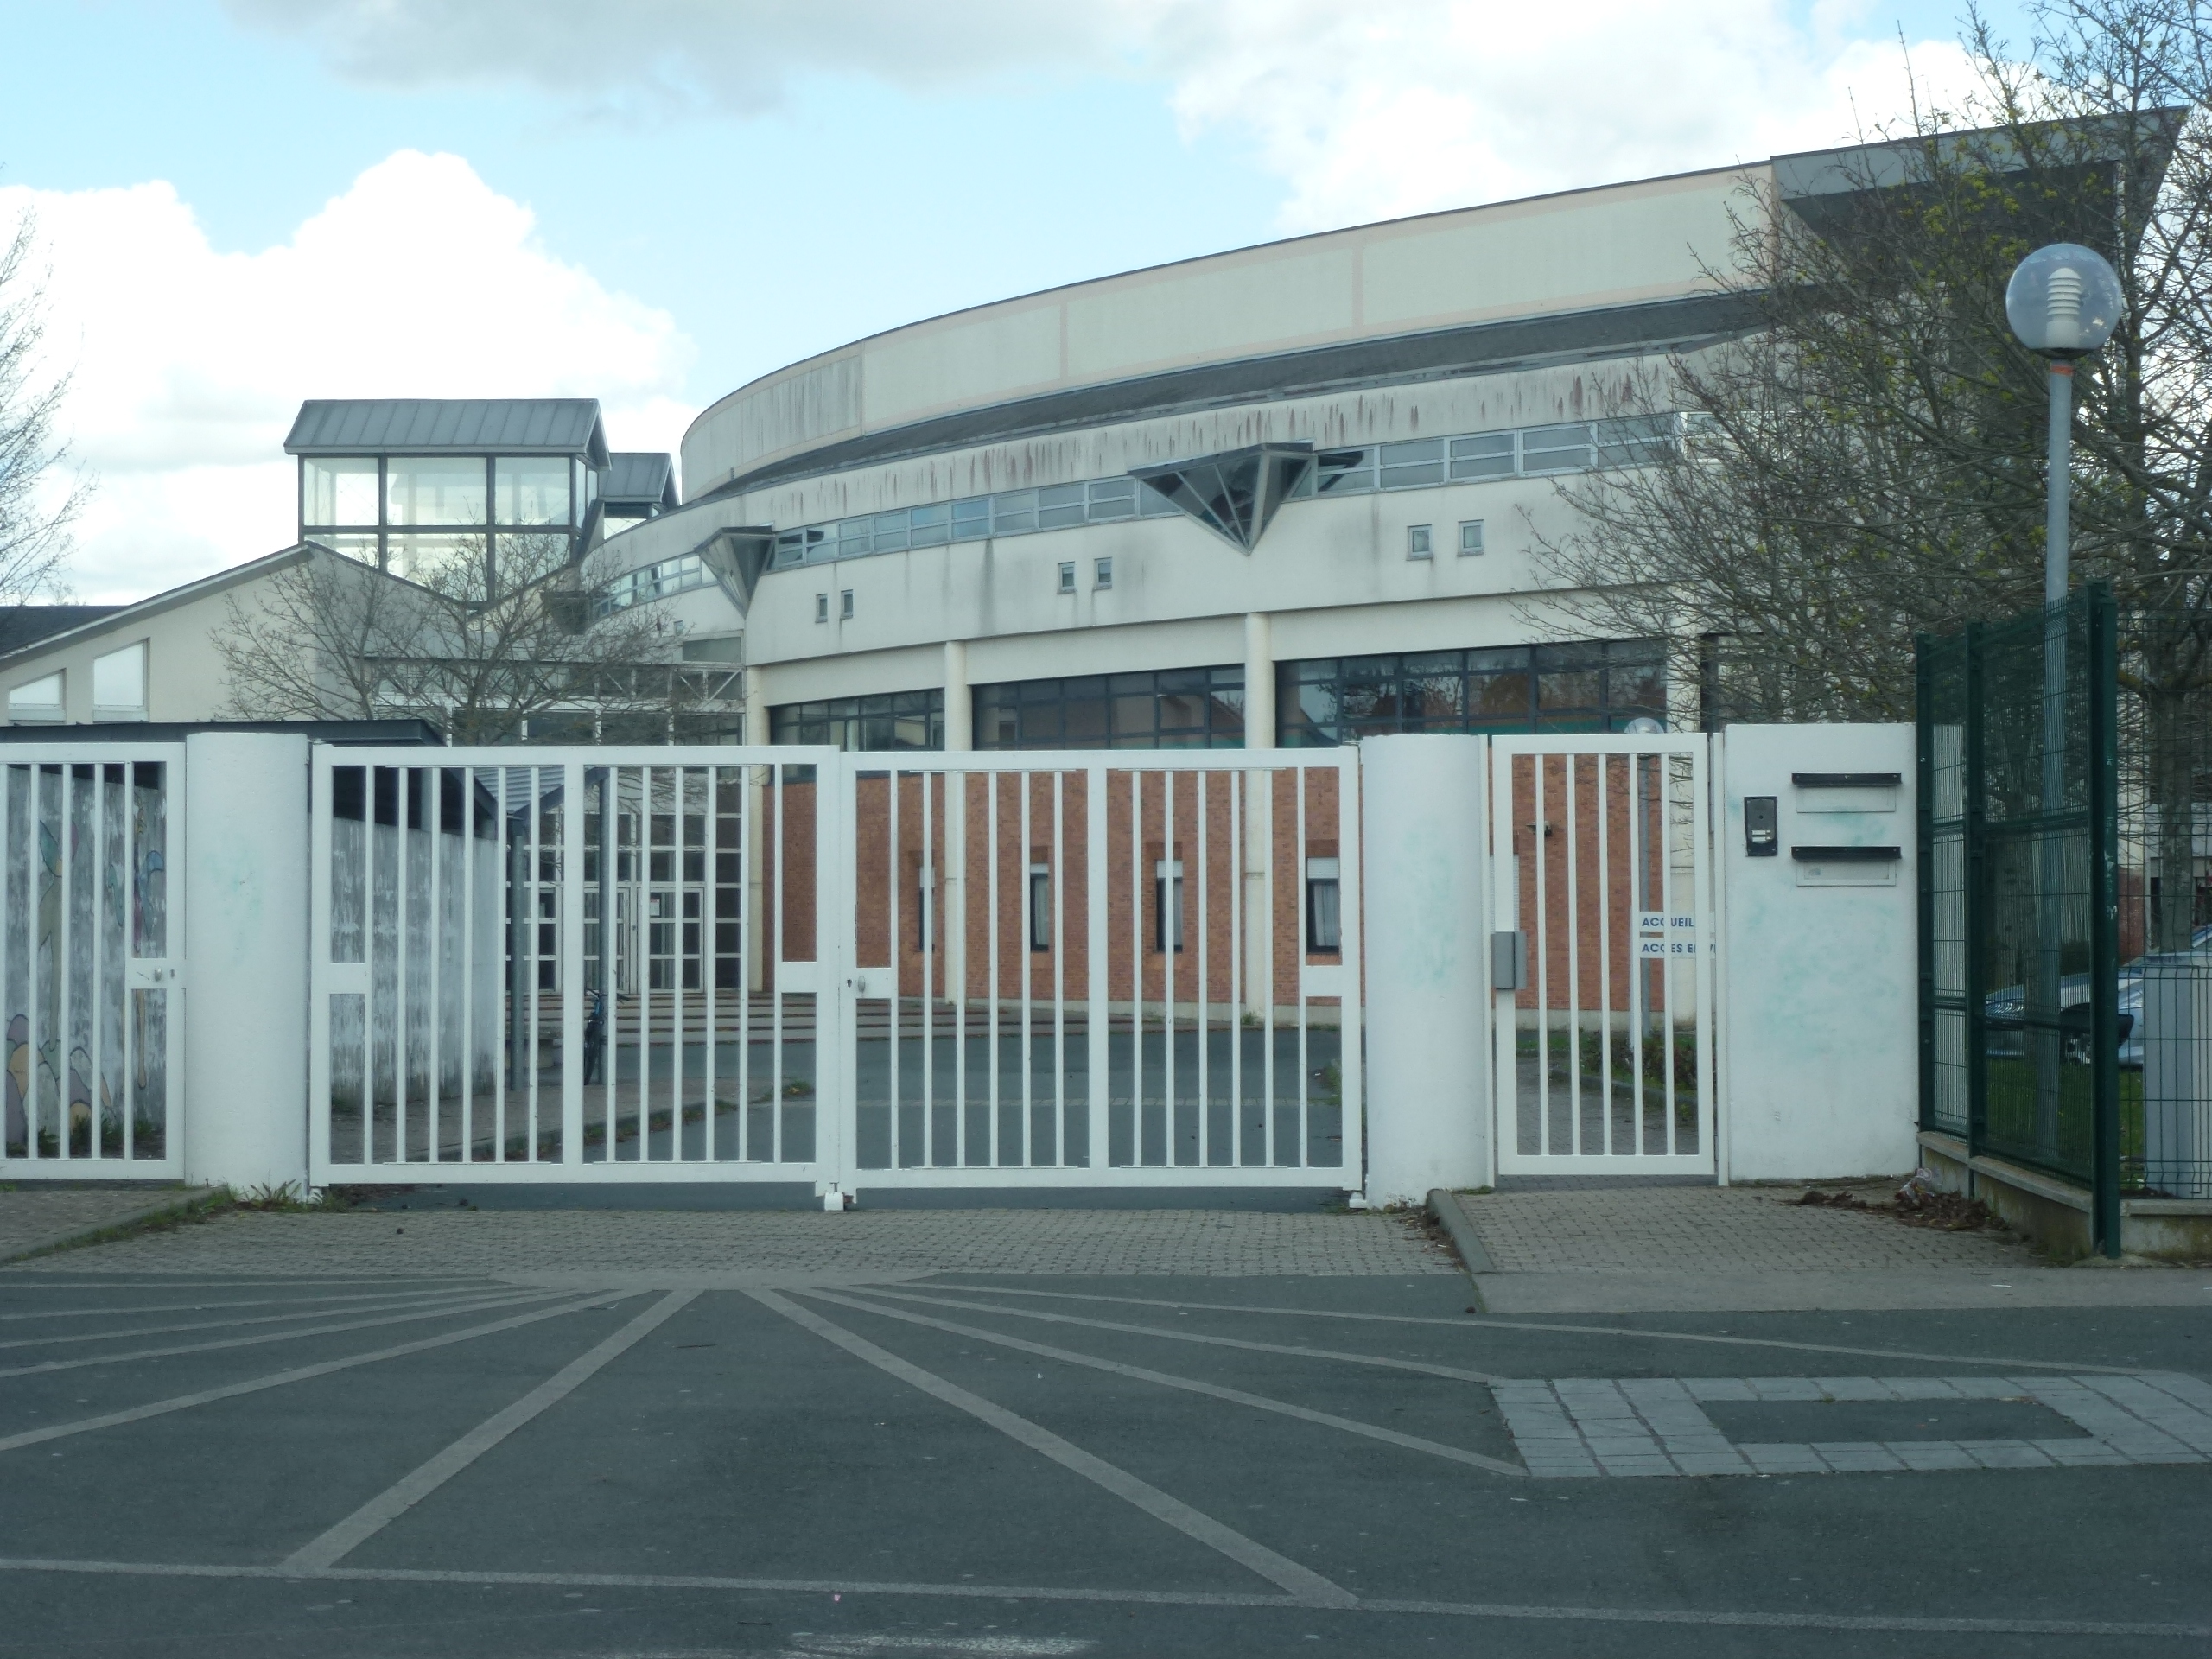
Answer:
[2005,242,2122,1158]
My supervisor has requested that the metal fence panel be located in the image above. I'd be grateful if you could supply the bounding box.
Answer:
[0,747,184,1179]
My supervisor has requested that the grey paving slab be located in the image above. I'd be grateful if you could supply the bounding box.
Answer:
[0,1185,214,1265]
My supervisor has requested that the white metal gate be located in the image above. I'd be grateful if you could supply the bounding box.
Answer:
[0,746,185,1179]
[841,752,1359,1187]
[305,744,1359,1192]
[307,747,843,1185]
[1490,734,1715,1174]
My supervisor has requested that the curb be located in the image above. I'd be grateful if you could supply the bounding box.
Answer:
[1427,1188,1497,1279]
[0,1186,226,1268]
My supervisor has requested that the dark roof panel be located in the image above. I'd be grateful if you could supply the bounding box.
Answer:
[285,399,608,465]
[0,605,124,656]
[603,452,677,509]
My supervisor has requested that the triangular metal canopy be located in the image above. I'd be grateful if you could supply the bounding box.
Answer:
[698,525,775,608]
[1130,443,1313,552]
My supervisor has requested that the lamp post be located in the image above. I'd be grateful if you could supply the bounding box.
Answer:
[2005,243,2122,1158]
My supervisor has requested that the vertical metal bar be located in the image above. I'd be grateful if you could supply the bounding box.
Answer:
[921,771,936,1164]
[401,768,418,1165]
[1085,763,1107,1167]
[1197,768,1209,1165]
[28,766,42,1163]
[1964,622,1987,1164]
[2087,587,2121,1255]
[1916,639,1937,1137]
[771,763,786,1164]
[427,766,445,1162]
[1129,769,1144,1165]
[58,761,73,1162]
[1262,766,1276,1166]
[491,769,507,1165]
[1601,752,1618,1159]
[461,765,477,1164]
[562,760,585,1168]
[1047,771,1060,1166]
[1338,747,1364,1187]
[886,764,900,1168]
[1294,765,1308,1168]
[989,768,1002,1165]
[1533,754,1550,1157]
[1627,753,1647,1155]
[117,761,131,1164]
[1164,767,1176,1163]
[93,763,106,1163]
[527,767,544,1162]
[951,768,968,1168]
[670,766,686,1163]
[1564,752,1581,1155]
[1660,756,1680,1158]
[736,765,752,1160]
[704,766,720,1162]
[1230,770,1243,1165]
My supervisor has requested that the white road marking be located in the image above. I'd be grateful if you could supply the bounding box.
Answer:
[0,1557,2204,1639]
[0,1287,573,1380]
[283,1289,700,1571]
[807,1288,1525,1479]
[854,1285,1505,1383]
[0,1292,639,1455]
[0,1286,502,1323]
[913,1285,2161,1376]
[747,1287,1355,1609]
[0,1287,524,1351]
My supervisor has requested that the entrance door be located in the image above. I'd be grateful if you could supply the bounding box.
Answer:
[1490,734,1715,1174]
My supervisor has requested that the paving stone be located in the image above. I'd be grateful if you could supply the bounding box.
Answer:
[1959,1440,2054,1468]
[1450,1185,2031,1274]
[1886,1377,1965,1400]
[1746,1376,1827,1401]
[3,1205,1454,1279]
[1809,1442,1905,1471]
[1683,1377,1756,1402]
[1944,1376,2031,1399]
[1889,1442,1977,1471]
[1739,1444,1829,1474]
[1814,1377,1896,1400]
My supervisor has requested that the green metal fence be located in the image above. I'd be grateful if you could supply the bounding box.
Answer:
[1917,584,2120,1253]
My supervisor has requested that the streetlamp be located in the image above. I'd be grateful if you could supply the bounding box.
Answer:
[2005,242,2122,1157]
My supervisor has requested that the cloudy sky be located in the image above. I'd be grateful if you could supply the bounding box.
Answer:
[5,0,2015,601]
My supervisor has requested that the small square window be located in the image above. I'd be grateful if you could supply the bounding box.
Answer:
[1459,520,1485,556]
[840,589,855,620]
[1407,524,1433,560]
[814,593,829,624]
[1058,562,1076,594]
[1094,557,1113,589]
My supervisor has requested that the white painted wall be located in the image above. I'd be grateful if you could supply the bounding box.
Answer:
[1362,735,1491,1204]
[1719,723,1919,1182]
[181,734,312,1195]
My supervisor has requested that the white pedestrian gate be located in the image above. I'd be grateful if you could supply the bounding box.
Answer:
[0,746,185,1179]
[304,744,1358,1193]
[1488,734,1716,1174]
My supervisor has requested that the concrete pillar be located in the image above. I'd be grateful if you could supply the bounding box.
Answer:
[943,639,972,752]
[1243,613,1274,1020]
[1361,734,1490,1205]
[741,664,770,746]
[181,734,311,1196]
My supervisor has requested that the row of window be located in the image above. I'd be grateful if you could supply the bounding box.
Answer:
[597,552,715,617]
[765,644,1665,753]
[1009,855,1338,957]
[763,416,1678,572]
[302,455,593,533]
[6,640,149,723]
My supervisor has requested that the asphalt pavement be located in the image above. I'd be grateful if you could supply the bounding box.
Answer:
[1,1237,2208,1658]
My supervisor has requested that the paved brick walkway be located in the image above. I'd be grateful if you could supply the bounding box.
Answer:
[0,1185,209,1265]
[8,1205,1456,1279]
[1455,1184,2031,1273]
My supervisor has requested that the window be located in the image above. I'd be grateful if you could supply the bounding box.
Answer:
[815,594,830,624]
[1407,524,1433,560]
[1094,557,1113,589]
[840,589,855,620]
[92,641,147,721]
[916,863,934,953]
[1278,641,1665,745]
[1057,562,1076,594]
[7,671,62,722]
[769,690,944,752]
[1449,433,1515,481]
[385,457,486,526]
[1029,863,1052,952]
[494,457,572,526]
[302,457,379,527]
[1459,520,1485,556]
[1154,860,1184,953]
[974,666,1245,751]
[1520,423,1593,474]
[597,553,712,617]
[1306,857,1342,954]
[1379,438,1446,490]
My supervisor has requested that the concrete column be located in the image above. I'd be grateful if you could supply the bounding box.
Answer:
[1243,613,1274,1020]
[1361,734,1490,1205]
[943,639,972,752]
[741,664,770,746]
[181,733,311,1196]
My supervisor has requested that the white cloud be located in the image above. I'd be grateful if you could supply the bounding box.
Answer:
[2,152,695,602]
[223,0,1992,232]
[1153,0,1988,232]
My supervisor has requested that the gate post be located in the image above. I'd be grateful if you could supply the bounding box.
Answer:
[181,733,311,1197]
[1361,734,1489,1205]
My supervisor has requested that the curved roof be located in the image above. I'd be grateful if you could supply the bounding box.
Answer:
[680,164,1751,500]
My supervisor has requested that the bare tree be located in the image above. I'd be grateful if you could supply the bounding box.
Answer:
[1536,0,2212,733]
[0,207,87,605]
[213,535,740,743]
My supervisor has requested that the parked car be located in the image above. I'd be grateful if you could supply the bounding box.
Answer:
[1980,925,2212,1066]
